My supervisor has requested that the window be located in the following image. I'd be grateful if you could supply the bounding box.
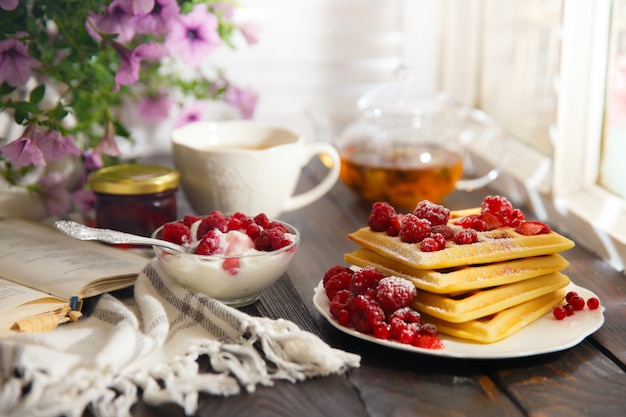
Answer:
[439,0,626,271]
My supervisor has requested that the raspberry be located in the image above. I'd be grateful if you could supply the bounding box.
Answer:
[225,216,244,232]
[373,322,392,339]
[350,294,386,334]
[368,202,397,232]
[329,289,355,322]
[195,230,226,255]
[420,233,446,252]
[161,222,191,245]
[350,266,385,294]
[386,213,403,236]
[399,214,431,243]
[245,222,262,240]
[181,215,202,228]
[323,265,353,286]
[587,297,600,310]
[222,258,240,275]
[504,208,524,227]
[413,200,450,226]
[253,213,271,229]
[269,221,289,234]
[481,195,513,216]
[420,237,440,252]
[254,228,291,251]
[389,307,422,342]
[418,323,438,337]
[412,334,444,349]
[375,276,417,313]
[197,211,228,238]
[469,218,488,232]
[454,214,478,229]
[324,270,353,300]
[453,228,478,245]
[431,225,454,240]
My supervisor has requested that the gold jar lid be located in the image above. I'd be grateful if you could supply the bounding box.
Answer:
[88,164,180,195]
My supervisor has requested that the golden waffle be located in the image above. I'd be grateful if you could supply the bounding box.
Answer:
[347,225,575,269]
[344,248,570,293]
[410,272,570,322]
[421,288,567,343]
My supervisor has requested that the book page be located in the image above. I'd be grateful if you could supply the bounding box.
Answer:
[0,277,69,333]
[0,219,149,300]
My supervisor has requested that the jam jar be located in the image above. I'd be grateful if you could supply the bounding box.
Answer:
[89,164,180,237]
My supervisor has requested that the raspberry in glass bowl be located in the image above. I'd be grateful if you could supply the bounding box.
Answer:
[152,212,300,307]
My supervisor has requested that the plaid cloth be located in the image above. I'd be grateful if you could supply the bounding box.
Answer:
[0,259,360,417]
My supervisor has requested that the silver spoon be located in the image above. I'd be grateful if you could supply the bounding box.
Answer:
[54,220,187,253]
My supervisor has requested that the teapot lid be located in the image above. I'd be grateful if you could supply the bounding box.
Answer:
[357,65,436,117]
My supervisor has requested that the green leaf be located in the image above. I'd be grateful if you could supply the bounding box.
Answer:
[14,101,41,114]
[49,102,69,120]
[14,108,28,124]
[29,84,46,105]
[0,82,16,96]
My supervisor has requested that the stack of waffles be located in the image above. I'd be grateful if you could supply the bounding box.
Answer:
[344,206,575,344]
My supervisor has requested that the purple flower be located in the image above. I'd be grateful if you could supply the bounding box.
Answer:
[240,21,261,45]
[120,0,155,15]
[165,4,221,68]
[83,150,104,170]
[86,0,137,43]
[0,0,18,11]
[39,172,72,216]
[33,129,81,161]
[225,85,259,119]
[0,38,40,87]
[94,121,121,157]
[137,91,174,122]
[0,125,46,168]
[113,41,162,91]
[133,0,180,35]
[72,188,96,214]
[174,100,207,127]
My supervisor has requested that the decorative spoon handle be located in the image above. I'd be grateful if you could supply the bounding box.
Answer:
[54,220,186,253]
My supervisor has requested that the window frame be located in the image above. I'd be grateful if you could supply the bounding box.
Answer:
[436,0,626,271]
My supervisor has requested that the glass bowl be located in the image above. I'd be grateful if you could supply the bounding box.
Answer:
[151,219,300,307]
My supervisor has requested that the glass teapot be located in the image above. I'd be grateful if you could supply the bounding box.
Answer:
[319,68,506,211]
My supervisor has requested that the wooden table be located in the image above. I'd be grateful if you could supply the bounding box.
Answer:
[127,158,626,417]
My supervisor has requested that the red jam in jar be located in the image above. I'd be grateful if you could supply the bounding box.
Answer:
[89,164,180,237]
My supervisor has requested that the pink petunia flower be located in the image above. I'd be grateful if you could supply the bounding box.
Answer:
[240,21,261,45]
[86,0,137,43]
[39,172,72,216]
[94,121,121,157]
[0,38,40,87]
[137,91,174,122]
[72,188,96,214]
[121,0,155,15]
[174,100,207,127]
[0,0,18,11]
[83,150,104,170]
[33,129,81,161]
[165,4,221,68]
[133,0,180,35]
[225,85,259,119]
[113,41,162,91]
[0,125,46,168]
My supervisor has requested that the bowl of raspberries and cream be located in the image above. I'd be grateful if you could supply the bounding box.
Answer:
[153,211,300,307]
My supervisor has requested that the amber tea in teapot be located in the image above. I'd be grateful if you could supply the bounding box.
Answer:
[340,143,464,210]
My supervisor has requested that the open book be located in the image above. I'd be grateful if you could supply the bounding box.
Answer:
[0,219,149,334]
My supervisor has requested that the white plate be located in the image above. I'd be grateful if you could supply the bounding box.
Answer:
[313,281,605,359]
